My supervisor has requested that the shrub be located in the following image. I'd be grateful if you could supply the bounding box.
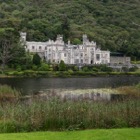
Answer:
[16,65,22,72]
[129,66,139,72]
[82,66,89,72]
[38,63,49,71]
[92,67,99,72]
[24,70,37,77]
[32,53,41,66]
[58,60,67,71]
[32,65,38,71]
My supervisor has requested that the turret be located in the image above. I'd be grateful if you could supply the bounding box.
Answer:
[20,32,27,42]
[83,34,89,45]
[56,35,63,42]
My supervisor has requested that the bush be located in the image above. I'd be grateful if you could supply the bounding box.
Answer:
[32,53,41,66]
[24,70,37,77]
[58,60,67,71]
[16,65,22,72]
[92,67,99,72]
[38,63,49,71]
[32,65,38,71]
[129,66,139,72]
[82,66,89,72]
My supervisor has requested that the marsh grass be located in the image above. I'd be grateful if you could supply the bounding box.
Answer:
[0,85,20,103]
[0,96,139,133]
[0,84,139,133]
[116,83,140,97]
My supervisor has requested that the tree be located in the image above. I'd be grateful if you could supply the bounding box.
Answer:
[72,38,82,45]
[58,60,66,71]
[0,28,20,73]
[32,53,41,66]
[57,15,70,42]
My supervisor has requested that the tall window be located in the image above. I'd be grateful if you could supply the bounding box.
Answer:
[32,46,35,49]
[96,54,100,61]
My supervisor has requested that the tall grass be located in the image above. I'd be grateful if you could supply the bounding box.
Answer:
[0,85,20,103]
[0,84,139,133]
[0,96,139,133]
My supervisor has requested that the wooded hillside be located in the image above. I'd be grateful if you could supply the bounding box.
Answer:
[0,0,140,59]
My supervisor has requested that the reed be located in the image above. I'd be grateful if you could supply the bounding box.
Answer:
[0,84,20,103]
[0,84,139,133]
[0,96,139,133]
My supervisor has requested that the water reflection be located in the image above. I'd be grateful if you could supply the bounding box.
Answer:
[29,89,125,102]
[0,76,140,95]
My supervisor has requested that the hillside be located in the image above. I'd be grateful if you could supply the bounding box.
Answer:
[0,0,140,59]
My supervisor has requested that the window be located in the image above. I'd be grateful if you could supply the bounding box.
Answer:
[81,53,83,57]
[64,53,67,57]
[39,46,42,50]
[45,47,47,50]
[96,54,100,61]
[32,46,35,49]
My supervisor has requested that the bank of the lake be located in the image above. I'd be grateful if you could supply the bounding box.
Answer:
[0,128,140,140]
[1,70,140,78]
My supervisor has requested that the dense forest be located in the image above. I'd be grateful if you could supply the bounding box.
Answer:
[0,0,140,59]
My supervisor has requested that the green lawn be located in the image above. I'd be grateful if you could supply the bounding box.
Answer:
[0,128,139,140]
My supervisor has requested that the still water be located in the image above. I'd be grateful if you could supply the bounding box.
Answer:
[0,76,140,95]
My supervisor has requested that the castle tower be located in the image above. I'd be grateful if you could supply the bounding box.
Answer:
[83,34,89,45]
[20,32,27,42]
[56,35,63,42]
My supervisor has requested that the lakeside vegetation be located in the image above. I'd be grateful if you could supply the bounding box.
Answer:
[0,128,140,140]
[2,70,140,78]
[0,58,139,77]
[0,83,139,133]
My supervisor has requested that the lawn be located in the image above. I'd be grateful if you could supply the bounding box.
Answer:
[0,128,139,140]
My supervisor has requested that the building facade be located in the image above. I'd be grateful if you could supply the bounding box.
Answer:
[110,56,131,65]
[20,32,110,65]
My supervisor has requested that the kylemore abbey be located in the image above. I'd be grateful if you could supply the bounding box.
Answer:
[20,32,132,66]
[20,32,110,65]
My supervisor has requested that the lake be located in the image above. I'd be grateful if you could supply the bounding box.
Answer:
[0,76,140,95]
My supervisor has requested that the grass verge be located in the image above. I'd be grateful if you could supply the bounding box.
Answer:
[0,128,139,140]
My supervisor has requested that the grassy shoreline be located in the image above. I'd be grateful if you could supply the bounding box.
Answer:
[0,71,140,78]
